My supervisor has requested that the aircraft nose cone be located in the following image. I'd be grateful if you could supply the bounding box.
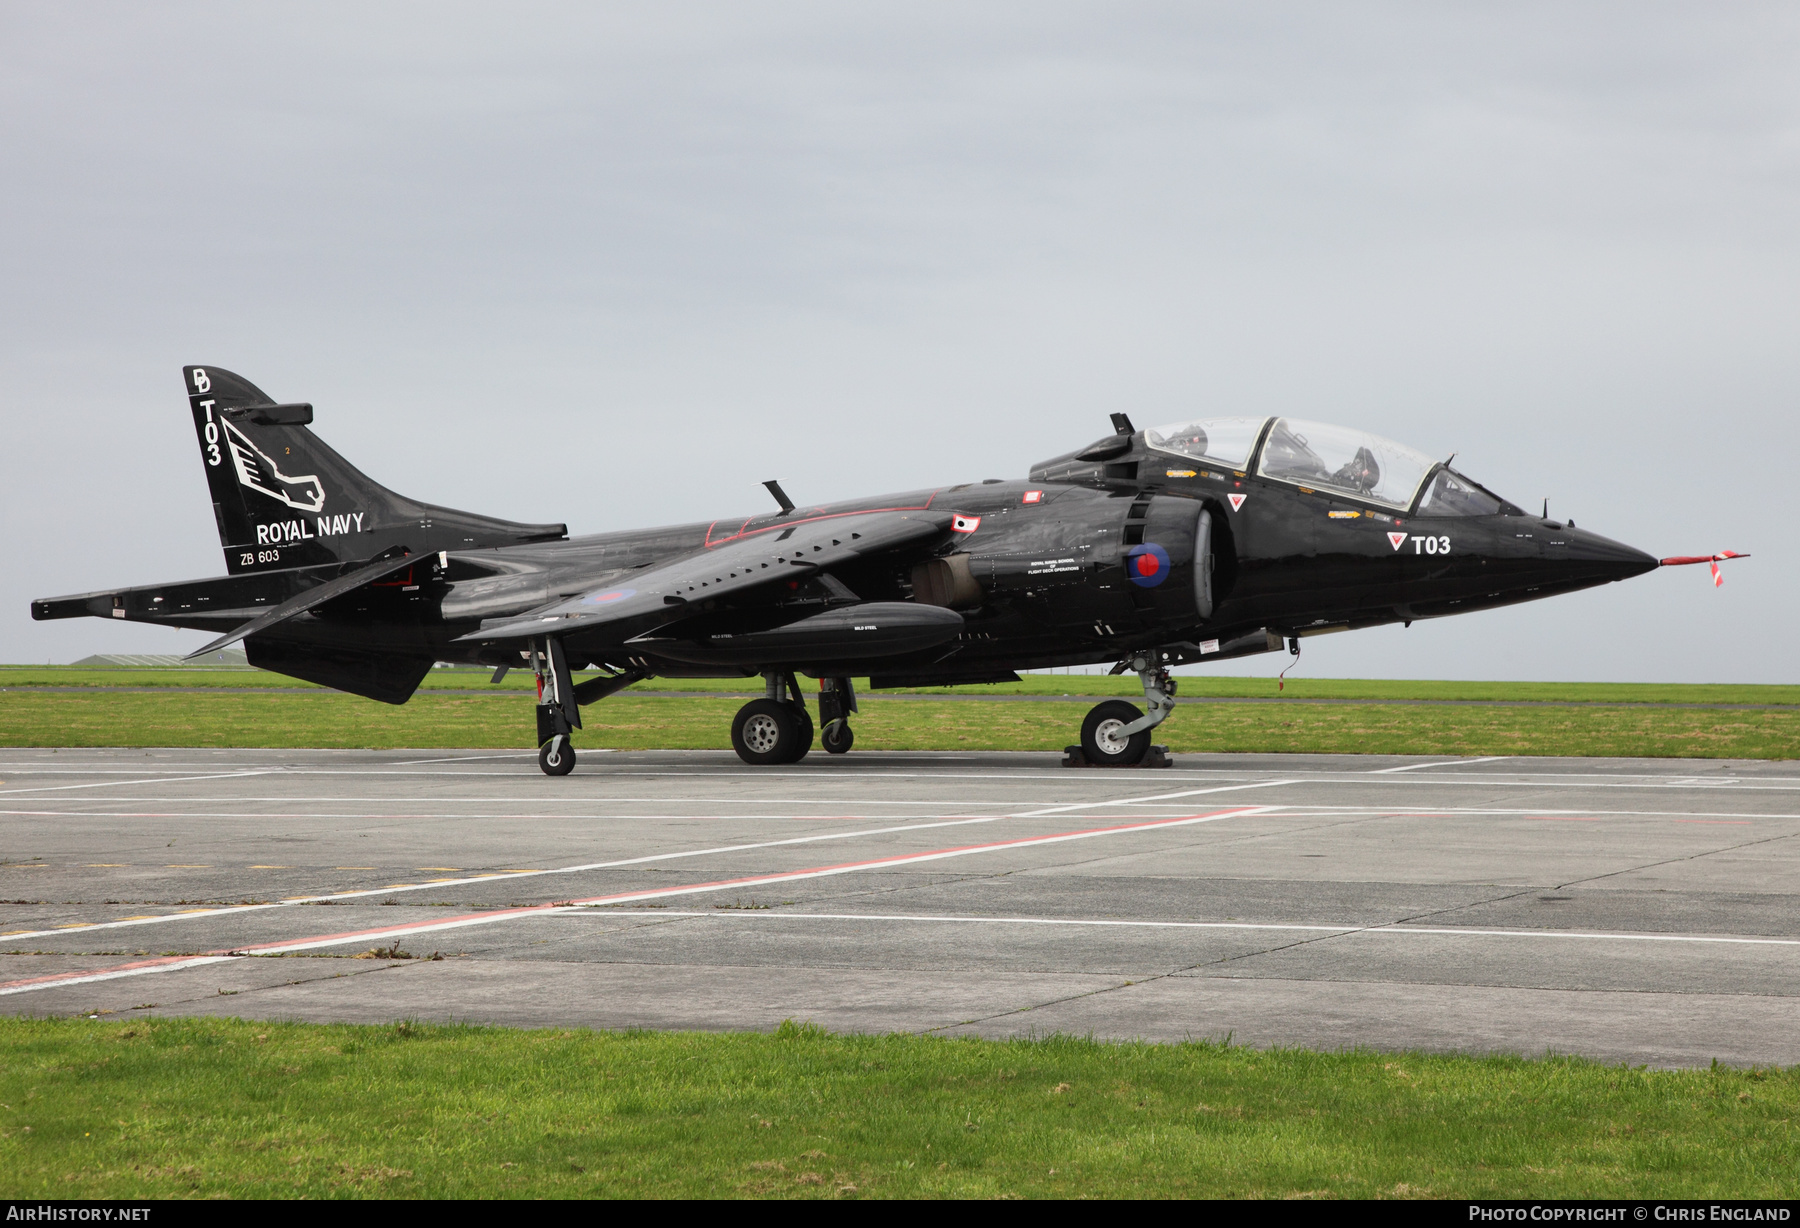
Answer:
[1556,525,1659,582]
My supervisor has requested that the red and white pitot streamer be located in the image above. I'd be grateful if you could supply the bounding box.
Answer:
[1660,551,1749,587]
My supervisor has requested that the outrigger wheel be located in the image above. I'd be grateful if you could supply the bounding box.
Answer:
[539,734,577,776]
[731,699,812,765]
[1080,700,1152,767]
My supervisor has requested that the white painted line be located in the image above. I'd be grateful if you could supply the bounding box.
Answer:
[555,807,1275,911]
[1369,756,1512,774]
[9,765,1797,792]
[0,787,1288,943]
[0,808,1271,994]
[9,803,1800,823]
[12,805,1800,825]
[1256,806,1800,821]
[0,816,1007,942]
[0,796,1028,807]
[0,771,274,796]
[0,955,236,996]
[557,909,1800,949]
[1010,780,1296,818]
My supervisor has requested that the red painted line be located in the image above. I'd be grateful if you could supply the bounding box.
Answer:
[229,907,550,951]
[0,953,215,992]
[2,807,1261,995]
[1527,817,1605,822]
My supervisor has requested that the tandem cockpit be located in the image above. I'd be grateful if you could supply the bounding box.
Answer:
[1144,416,1525,518]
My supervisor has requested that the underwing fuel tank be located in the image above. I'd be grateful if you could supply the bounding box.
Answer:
[629,601,965,666]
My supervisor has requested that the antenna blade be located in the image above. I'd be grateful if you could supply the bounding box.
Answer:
[762,480,795,513]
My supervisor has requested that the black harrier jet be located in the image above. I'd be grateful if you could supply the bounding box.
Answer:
[33,366,1739,774]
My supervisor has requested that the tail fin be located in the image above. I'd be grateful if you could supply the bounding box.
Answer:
[184,366,565,574]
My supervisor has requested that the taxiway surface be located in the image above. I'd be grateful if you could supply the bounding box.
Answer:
[2,748,1795,1067]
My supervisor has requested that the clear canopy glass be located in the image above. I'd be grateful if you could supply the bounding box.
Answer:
[1416,467,1513,517]
[1143,417,1267,470]
[1256,417,1437,511]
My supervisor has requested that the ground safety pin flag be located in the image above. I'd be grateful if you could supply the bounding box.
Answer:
[1659,550,1748,587]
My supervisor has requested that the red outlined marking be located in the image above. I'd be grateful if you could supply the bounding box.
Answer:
[1227,493,1247,512]
[702,495,942,548]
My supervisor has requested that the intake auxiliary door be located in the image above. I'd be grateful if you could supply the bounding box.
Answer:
[1194,507,1213,620]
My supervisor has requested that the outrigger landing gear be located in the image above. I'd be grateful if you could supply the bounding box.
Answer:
[730,672,815,765]
[818,676,856,754]
[531,637,580,776]
[1067,650,1176,768]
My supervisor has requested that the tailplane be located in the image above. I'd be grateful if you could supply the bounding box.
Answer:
[185,366,565,574]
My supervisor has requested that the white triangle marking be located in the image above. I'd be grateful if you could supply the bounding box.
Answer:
[1227,493,1247,512]
[1388,532,1407,551]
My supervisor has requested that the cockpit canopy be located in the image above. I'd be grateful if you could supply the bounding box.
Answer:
[1145,415,1519,516]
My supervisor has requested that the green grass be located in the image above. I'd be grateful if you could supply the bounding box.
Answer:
[5,665,1797,705]
[1,688,1796,758]
[0,1017,1792,1199]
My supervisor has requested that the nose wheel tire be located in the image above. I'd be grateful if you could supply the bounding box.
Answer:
[1080,700,1151,767]
[538,736,577,776]
[822,720,854,754]
[732,699,812,765]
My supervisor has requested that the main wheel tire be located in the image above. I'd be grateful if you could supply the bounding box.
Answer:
[538,736,577,776]
[1080,700,1150,766]
[786,706,814,763]
[732,699,803,766]
[822,720,854,754]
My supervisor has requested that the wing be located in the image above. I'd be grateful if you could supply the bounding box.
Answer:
[453,509,951,648]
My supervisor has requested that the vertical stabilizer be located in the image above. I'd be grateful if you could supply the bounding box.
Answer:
[183,366,566,574]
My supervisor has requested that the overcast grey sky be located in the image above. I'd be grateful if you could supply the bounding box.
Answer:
[2,3,1794,680]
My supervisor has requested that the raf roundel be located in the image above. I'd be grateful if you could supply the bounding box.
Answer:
[582,588,637,604]
[1125,543,1171,588]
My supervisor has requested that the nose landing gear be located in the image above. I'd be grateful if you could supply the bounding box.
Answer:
[1066,650,1177,768]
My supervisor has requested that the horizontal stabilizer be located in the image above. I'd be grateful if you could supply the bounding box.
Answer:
[183,551,424,659]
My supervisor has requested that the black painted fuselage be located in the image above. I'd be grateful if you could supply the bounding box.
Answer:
[34,368,1658,707]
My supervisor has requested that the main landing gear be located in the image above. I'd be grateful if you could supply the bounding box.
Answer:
[1068,650,1177,768]
[730,673,857,765]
